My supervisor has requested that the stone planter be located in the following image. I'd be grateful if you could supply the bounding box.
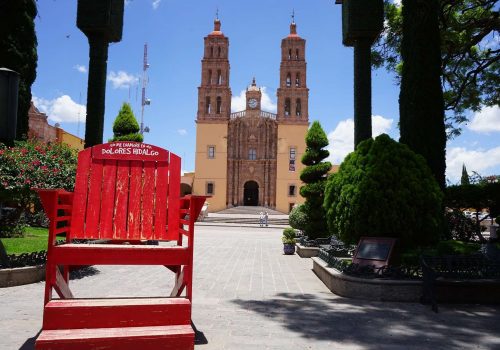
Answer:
[0,264,45,288]
[296,243,320,258]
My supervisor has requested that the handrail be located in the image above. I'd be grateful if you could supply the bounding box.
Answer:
[230,110,277,120]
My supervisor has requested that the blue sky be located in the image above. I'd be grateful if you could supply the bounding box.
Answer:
[32,0,500,183]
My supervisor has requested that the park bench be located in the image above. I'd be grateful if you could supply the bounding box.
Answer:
[421,252,500,312]
[34,142,206,350]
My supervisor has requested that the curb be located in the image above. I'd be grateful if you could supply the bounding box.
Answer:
[0,264,45,288]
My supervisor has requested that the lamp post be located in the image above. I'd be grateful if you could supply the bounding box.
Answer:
[77,0,124,148]
[336,0,384,148]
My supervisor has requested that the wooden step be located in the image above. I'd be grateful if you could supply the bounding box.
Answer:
[35,325,194,350]
[51,244,189,265]
[43,298,191,330]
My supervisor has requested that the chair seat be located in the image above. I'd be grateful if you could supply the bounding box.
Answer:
[51,244,189,266]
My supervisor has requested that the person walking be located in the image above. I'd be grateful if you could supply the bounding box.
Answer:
[264,211,269,227]
[259,212,264,227]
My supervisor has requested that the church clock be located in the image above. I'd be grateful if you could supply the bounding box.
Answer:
[248,98,258,109]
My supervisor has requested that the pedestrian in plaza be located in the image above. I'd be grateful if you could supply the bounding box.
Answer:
[259,212,264,227]
[264,211,269,226]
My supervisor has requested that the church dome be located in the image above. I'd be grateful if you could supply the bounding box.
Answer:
[247,77,260,91]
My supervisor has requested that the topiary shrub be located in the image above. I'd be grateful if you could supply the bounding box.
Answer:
[282,228,296,244]
[111,102,143,142]
[289,204,307,232]
[299,121,332,239]
[323,134,443,249]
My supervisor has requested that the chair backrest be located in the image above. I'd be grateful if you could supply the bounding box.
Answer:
[70,142,180,241]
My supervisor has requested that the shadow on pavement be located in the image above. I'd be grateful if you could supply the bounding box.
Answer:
[231,292,500,349]
[69,266,100,280]
[19,330,40,350]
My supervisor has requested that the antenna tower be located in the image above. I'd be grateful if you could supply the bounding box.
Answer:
[140,43,151,134]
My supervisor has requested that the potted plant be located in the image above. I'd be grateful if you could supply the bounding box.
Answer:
[282,228,296,255]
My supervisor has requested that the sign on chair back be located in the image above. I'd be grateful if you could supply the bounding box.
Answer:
[34,142,206,350]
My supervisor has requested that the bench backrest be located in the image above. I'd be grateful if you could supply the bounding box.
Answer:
[70,142,180,241]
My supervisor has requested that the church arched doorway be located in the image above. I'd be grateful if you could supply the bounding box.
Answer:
[243,181,259,206]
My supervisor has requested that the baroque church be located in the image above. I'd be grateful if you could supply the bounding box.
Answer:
[192,17,309,213]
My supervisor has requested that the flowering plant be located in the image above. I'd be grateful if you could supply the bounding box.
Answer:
[0,140,77,235]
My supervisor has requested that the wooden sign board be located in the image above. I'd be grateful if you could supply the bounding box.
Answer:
[352,237,397,268]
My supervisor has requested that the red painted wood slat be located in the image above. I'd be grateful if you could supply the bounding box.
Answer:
[71,148,92,238]
[128,160,143,240]
[154,161,169,240]
[54,267,74,300]
[99,159,117,239]
[141,162,156,239]
[114,160,130,239]
[85,159,104,239]
[167,153,181,241]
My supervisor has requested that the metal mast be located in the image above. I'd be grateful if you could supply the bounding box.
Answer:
[140,43,150,134]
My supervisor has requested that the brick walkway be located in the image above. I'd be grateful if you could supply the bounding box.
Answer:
[1,225,500,349]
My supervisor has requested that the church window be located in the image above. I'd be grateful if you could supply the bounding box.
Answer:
[208,146,215,159]
[206,182,214,195]
[249,148,257,160]
[288,49,292,60]
[295,73,300,87]
[289,147,296,160]
[206,97,211,114]
[284,98,291,116]
[296,49,299,59]
[210,47,214,57]
[217,70,222,85]
[208,70,212,85]
[216,96,222,114]
[296,99,301,116]
[218,47,221,57]
[289,147,296,171]
[288,185,296,196]
[286,73,291,87]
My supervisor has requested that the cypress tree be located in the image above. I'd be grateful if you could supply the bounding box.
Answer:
[300,121,332,239]
[399,0,446,190]
[111,103,143,142]
[461,164,470,185]
[0,0,38,140]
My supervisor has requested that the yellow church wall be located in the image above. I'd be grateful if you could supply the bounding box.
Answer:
[193,122,228,212]
[276,123,308,213]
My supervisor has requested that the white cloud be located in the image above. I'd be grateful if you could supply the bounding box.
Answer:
[33,95,86,123]
[177,129,187,136]
[230,87,277,113]
[393,0,402,6]
[74,64,87,73]
[327,115,394,164]
[107,71,139,89]
[152,0,161,9]
[446,146,500,183]
[467,106,500,133]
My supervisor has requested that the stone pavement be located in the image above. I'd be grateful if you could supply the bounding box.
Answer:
[1,225,500,349]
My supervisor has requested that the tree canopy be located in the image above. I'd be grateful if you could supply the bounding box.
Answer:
[111,102,143,142]
[373,0,500,137]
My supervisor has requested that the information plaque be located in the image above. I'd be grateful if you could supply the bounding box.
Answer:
[352,237,397,268]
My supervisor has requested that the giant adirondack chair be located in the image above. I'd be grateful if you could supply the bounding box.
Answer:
[34,142,206,350]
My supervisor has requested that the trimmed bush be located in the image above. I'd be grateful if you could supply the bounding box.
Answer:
[289,204,307,232]
[111,103,143,142]
[282,228,296,244]
[323,134,443,248]
[299,121,332,239]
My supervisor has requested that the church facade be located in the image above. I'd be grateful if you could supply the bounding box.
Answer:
[192,18,309,213]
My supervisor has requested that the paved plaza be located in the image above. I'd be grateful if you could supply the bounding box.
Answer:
[1,225,500,349]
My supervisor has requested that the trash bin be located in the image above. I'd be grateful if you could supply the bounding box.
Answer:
[0,68,20,145]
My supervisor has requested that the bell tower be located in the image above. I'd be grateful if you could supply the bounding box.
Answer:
[276,18,308,124]
[197,18,231,121]
[193,18,230,212]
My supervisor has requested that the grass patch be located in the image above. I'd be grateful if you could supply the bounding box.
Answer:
[1,227,49,255]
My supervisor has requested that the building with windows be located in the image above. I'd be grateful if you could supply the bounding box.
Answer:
[192,18,309,213]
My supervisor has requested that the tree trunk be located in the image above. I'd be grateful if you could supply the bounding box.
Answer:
[354,37,372,148]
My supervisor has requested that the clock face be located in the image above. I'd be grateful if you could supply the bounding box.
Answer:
[248,98,258,109]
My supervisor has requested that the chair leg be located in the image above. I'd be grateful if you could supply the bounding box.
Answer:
[44,263,56,305]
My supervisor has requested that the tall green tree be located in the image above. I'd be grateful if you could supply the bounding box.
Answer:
[461,164,470,185]
[399,0,447,190]
[373,0,499,137]
[111,102,143,142]
[299,121,332,239]
[0,0,38,140]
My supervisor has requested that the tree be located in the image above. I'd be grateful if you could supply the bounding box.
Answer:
[399,0,447,190]
[373,0,500,137]
[461,164,470,185]
[299,121,332,239]
[111,102,143,142]
[0,0,38,140]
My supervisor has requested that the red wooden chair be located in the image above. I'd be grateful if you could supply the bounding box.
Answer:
[34,142,206,350]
